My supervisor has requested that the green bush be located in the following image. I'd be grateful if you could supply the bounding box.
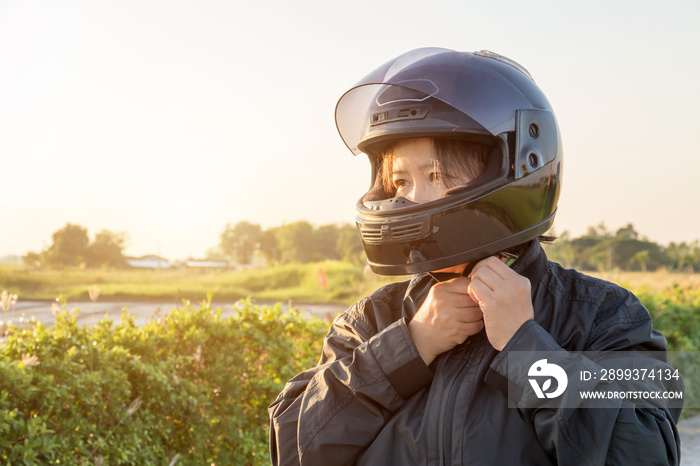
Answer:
[0,297,328,465]
[639,285,700,420]
[640,285,700,352]
[2,282,696,463]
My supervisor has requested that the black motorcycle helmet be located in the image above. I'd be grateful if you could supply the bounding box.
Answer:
[335,48,563,275]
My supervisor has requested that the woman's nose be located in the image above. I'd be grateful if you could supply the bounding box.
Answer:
[407,180,440,204]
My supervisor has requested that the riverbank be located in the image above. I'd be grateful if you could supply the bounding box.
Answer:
[1,299,347,330]
[0,261,401,303]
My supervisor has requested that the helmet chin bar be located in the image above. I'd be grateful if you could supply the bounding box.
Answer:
[363,211,556,276]
[356,155,561,276]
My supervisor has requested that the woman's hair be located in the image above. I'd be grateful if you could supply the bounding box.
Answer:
[379,138,490,196]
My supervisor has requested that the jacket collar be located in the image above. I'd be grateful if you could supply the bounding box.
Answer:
[511,239,549,289]
[404,240,549,316]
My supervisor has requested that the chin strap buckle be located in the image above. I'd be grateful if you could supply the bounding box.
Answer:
[496,251,518,267]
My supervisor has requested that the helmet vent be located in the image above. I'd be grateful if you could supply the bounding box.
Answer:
[474,50,534,80]
[360,227,384,242]
[528,123,539,138]
[528,153,539,168]
[390,223,425,239]
[360,223,427,243]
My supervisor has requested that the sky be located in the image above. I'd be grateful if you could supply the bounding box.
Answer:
[1,0,699,260]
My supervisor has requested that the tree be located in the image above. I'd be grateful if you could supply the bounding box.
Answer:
[631,249,651,272]
[589,244,613,271]
[586,222,612,239]
[665,241,700,272]
[204,246,228,261]
[22,251,42,268]
[259,228,279,263]
[86,230,128,268]
[275,221,316,263]
[336,224,365,264]
[219,221,262,264]
[312,224,342,262]
[615,223,639,240]
[567,236,602,270]
[44,223,90,267]
[542,231,576,268]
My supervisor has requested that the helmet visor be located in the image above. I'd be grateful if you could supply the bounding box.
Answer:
[336,82,493,158]
[335,48,540,156]
[360,137,505,213]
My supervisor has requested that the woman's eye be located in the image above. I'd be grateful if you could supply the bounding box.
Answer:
[394,179,407,189]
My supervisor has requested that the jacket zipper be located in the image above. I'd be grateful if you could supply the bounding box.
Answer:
[436,338,476,465]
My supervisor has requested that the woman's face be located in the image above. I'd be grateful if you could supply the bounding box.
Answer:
[389,138,469,204]
[389,137,477,274]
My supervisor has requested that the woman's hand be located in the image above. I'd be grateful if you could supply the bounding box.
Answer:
[468,256,534,351]
[408,277,484,365]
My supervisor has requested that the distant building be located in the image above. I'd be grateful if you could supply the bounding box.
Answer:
[0,254,22,265]
[185,259,230,269]
[126,255,171,269]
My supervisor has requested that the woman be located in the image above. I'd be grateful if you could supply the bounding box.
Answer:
[269,48,682,465]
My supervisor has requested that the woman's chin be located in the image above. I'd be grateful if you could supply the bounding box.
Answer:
[432,263,468,274]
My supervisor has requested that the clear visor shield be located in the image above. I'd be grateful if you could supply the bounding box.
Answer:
[335,48,544,156]
[360,137,504,212]
[336,82,445,156]
[336,85,507,212]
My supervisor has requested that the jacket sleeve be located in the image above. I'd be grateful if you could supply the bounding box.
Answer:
[268,302,433,466]
[485,287,682,466]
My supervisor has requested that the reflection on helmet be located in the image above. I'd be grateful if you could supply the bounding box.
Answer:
[335,48,563,275]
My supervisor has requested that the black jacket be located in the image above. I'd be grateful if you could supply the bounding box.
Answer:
[269,241,682,465]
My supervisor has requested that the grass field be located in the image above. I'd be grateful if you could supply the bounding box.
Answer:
[1,263,698,305]
[589,269,700,293]
[0,262,403,305]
